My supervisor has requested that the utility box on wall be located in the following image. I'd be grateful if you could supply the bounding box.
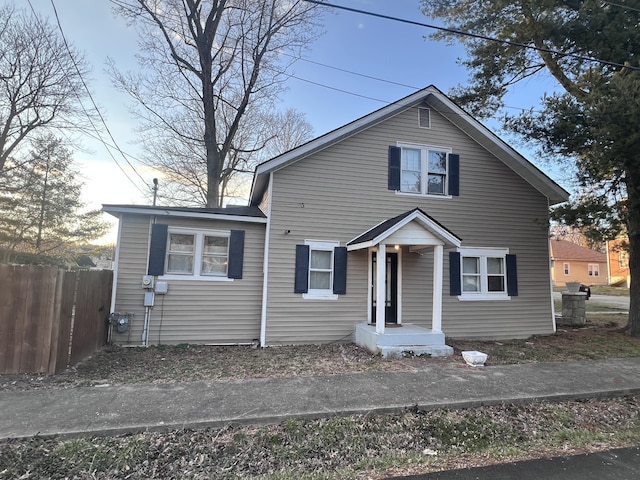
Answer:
[155,281,168,294]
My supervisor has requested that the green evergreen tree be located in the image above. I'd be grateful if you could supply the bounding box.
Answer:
[421,0,640,333]
[0,135,109,265]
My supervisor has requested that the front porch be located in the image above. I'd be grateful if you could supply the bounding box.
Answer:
[355,322,454,358]
[348,209,461,358]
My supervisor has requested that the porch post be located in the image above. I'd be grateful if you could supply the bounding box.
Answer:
[432,243,443,333]
[376,244,386,334]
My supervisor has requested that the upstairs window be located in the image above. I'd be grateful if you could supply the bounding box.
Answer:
[388,145,459,196]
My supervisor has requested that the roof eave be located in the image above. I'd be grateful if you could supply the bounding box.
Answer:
[102,205,267,224]
[428,94,570,206]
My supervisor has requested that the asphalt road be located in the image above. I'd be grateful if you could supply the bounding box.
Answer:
[390,447,640,479]
[554,292,630,310]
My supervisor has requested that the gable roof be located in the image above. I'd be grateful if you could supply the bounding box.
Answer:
[103,204,267,223]
[347,208,462,250]
[249,85,569,206]
[550,239,606,262]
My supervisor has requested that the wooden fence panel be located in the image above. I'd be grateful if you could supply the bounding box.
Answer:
[0,265,19,374]
[49,270,77,374]
[0,266,112,375]
[69,270,112,366]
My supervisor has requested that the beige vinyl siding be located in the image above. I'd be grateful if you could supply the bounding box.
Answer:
[401,247,434,328]
[264,101,554,343]
[112,214,264,345]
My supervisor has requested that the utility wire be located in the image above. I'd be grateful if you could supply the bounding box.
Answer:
[280,51,420,90]
[47,0,149,191]
[305,0,640,72]
[288,74,391,103]
[26,0,149,197]
[283,52,545,115]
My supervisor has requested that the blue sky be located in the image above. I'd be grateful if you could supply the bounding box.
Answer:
[26,0,565,217]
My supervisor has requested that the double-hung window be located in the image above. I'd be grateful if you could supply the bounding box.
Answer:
[399,144,450,196]
[165,228,230,279]
[588,263,599,277]
[294,240,347,299]
[451,248,516,300]
[147,224,244,280]
[308,244,335,293]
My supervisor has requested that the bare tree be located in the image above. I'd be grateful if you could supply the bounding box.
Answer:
[138,105,313,206]
[110,0,321,207]
[0,3,91,173]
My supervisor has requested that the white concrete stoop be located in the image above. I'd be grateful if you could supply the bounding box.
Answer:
[354,322,454,358]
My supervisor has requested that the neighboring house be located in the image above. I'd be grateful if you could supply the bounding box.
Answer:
[104,86,569,355]
[606,237,630,287]
[549,239,608,286]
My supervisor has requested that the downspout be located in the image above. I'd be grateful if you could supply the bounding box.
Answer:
[259,173,274,347]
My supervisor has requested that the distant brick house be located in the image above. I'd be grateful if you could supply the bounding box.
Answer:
[606,238,630,287]
[550,239,607,286]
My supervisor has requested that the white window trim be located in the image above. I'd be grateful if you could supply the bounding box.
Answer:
[159,227,233,282]
[588,263,600,277]
[302,240,339,300]
[563,262,570,276]
[395,142,452,198]
[457,247,511,301]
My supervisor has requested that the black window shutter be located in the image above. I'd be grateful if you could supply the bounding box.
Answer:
[448,153,460,196]
[148,223,168,276]
[449,251,461,296]
[388,146,401,190]
[227,230,245,279]
[506,254,518,296]
[294,245,310,293]
[333,246,347,295]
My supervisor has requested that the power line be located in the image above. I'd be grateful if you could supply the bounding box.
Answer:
[47,0,149,193]
[305,0,640,72]
[284,52,543,115]
[280,52,420,90]
[288,74,391,103]
[25,0,149,197]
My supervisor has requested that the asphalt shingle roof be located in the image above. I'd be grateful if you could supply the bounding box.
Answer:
[550,239,606,262]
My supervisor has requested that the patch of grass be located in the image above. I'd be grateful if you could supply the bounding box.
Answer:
[3,397,640,479]
[450,314,640,366]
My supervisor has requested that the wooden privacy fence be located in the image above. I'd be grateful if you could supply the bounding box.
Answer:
[0,265,113,375]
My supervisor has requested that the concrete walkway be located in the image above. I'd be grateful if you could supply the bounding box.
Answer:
[3,357,640,440]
